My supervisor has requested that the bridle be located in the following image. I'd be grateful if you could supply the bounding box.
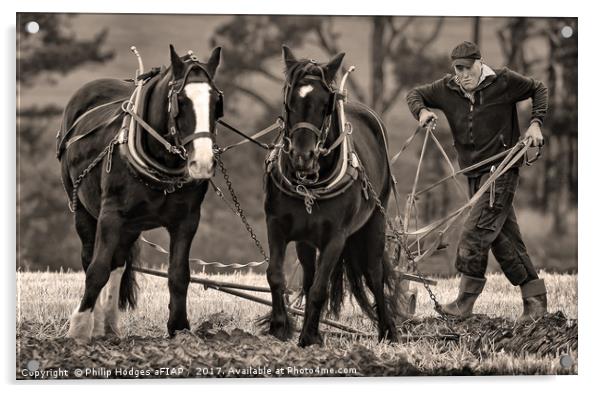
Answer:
[165,54,224,159]
[282,61,338,159]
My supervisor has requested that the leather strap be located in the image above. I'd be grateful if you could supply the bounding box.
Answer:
[126,107,180,153]
[181,131,215,146]
[64,113,123,151]
[57,98,128,159]
[320,125,347,156]
[290,122,322,138]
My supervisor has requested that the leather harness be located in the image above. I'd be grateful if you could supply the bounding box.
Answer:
[267,63,366,213]
[57,57,224,194]
[266,134,362,214]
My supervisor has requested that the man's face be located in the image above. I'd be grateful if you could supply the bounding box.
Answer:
[454,59,482,92]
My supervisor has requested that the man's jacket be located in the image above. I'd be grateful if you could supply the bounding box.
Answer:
[406,67,548,176]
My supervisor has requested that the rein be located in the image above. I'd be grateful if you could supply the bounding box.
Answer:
[358,118,542,329]
[216,118,285,153]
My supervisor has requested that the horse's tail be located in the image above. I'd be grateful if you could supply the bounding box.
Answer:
[328,248,410,324]
[119,240,140,310]
[328,256,345,318]
[328,253,378,322]
[382,252,411,322]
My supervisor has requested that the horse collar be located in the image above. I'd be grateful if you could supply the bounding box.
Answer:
[266,132,361,213]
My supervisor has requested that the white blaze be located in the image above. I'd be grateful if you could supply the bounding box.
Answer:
[184,83,214,171]
[298,85,314,98]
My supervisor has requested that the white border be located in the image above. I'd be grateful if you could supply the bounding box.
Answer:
[3,0,597,391]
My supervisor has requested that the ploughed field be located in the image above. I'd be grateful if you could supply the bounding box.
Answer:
[16,270,577,378]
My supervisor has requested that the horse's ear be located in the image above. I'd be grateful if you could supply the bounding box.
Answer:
[282,45,297,71]
[324,52,345,83]
[206,46,222,78]
[169,44,185,78]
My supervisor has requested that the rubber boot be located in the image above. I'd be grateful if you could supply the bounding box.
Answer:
[439,274,486,318]
[518,278,547,323]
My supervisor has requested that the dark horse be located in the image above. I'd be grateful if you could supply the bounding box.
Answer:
[58,45,223,342]
[264,46,405,347]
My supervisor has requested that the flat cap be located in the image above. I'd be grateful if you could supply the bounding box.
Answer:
[451,41,482,67]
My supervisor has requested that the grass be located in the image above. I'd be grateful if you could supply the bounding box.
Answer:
[16,270,577,378]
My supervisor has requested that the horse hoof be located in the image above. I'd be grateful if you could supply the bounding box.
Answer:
[67,308,93,343]
[92,314,105,337]
[380,331,399,344]
[168,320,191,337]
[379,325,399,343]
[298,333,323,348]
[269,324,293,341]
[268,315,294,341]
[105,321,122,338]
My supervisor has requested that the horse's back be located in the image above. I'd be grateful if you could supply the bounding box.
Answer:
[59,78,134,210]
[61,78,133,135]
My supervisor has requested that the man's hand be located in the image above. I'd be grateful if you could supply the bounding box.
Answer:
[418,109,438,128]
[525,121,545,147]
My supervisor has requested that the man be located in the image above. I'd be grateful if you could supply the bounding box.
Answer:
[406,41,548,322]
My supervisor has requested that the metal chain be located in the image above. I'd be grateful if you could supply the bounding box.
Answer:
[214,150,269,264]
[69,137,120,212]
[360,168,459,338]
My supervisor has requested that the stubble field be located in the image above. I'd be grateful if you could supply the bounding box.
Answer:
[16,270,577,378]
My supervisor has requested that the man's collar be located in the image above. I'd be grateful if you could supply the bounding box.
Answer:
[448,64,497,97]
[478,64,496,85]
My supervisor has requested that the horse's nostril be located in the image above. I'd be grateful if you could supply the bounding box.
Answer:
[189,160,211,173]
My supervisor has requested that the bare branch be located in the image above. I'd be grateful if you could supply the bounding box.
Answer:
[253,68,284,84]
[384,17,414,58]
[497,29,510,58]
[382,88,405,115]
[231,84,277,114]
[222,63,283,84]
[380,18,443,115]
[416,17,445,57]
[314,23,367,103]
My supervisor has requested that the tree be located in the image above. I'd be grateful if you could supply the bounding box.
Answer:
[17,13,115,270]
[473,17,481,45]
[496,17,577,234]
[210,16,448,118]
[17,13,113,86]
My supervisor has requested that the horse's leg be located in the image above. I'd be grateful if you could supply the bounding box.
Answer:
[68,209,123,343]
[74,206,107,337]
[166,210,200,336]
[265,220,293,340]
[74,206,96,272]
[295,242,316,300]
[95,233,140,337]
[299,235,346,348]
[348,211,398,342]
